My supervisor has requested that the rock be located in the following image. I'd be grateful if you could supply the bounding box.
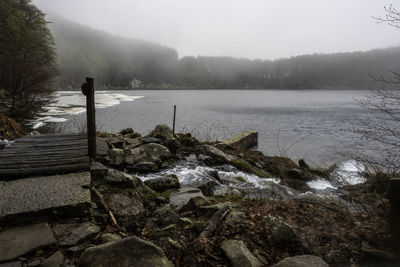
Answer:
[197,145,231,165]
[163,138,180,154]
[387,178,400,204]
[128,162,159,173]
[41,251,64,267]
[119,128,134,135]
[108,148,124,166]
[94,167,142,189]
[176,133,199,147]
[298,159,310,170]
[212,187,243,197]
[169,187,204,208]
[107,193,144,218]
[231,159,270,177]
[148,124,175,141]
[152,205,179,227]
[124,137,142,148]
[197,180,219,196]
[100,233,122,243]
[52,222,100,247]
[273,255,329,267]
[0,223,57,262]
[361,242,399,262]
[265,216,298,245]
[0,172,91,225]
[124,146,147,165]
[141,143,173,162]
[140,137,162,144]
[180,196,211,212]
[108,137,124,149]
[144,174,181,192]
[206,170,222,183]
[221,240,262,267]
[310,162,336,177]
[222,131,258,151]
[287,168,304,179]
[78,236,174,267]
[245,181,294,200]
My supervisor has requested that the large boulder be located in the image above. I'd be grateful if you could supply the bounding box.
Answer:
[221,240,262,267]
[169,187,204,208]
[141,143,173,162]
[197,145,231,165]
[273,255,329,267]
[124,146,148,165]
[148,124,175,141]
[92,165,143,189]
[144,174,181,192]
[79,236,174,267]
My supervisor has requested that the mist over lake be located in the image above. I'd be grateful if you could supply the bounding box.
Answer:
[48,89,373,165]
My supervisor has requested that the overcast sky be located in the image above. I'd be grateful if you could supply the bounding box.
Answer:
[32,0,399,60]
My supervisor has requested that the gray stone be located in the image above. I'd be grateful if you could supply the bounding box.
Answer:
[40,251,64,267]
[0,172,91,225]
[0,223,57,262]
[197,145,231,165]
[124,137,141,148]
[148,124,175,141]
[163,138,180,154]
[100,233,122,243]
[273,255,329,267]
[119,128,134,135]
[78,236,174,267]
[222,131,258,150]
[53,222,100,246]
[169,187,204,208]
[221,240,262,267]
[180,196,211,212]
[265,216,298,245]
[128,162,158,173]
[140,137,162,144]
[108,148,124,166]
[108,193,144,218]
[144,174,181,192]
[197,180,219,196]
[95,168,142,189]
[141,143,173,162]
[124,147,147,165]
[152,205,179,227]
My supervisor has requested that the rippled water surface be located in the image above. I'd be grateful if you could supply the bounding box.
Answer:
[51,89,377,165]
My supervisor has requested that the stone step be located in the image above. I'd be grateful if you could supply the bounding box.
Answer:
[222,131,258,150]
[0,172,91,225]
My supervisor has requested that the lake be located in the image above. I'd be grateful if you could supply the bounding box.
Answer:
[43,89,377,166]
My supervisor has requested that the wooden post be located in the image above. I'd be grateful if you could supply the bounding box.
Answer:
[81,77,96,161]
[173,105,176,134]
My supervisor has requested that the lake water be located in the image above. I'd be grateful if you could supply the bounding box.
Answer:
[43,89,377,166]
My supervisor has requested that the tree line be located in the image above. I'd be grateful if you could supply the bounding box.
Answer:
[50,14,400,90]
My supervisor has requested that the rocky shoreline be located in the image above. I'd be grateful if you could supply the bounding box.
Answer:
[0,124,399,266]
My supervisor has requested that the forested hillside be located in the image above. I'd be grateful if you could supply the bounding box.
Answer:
[50,15,400,89]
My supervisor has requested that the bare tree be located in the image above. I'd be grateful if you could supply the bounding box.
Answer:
[355,5,400,174]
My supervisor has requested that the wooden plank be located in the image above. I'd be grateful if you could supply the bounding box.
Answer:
[12,140,87,146]
[0,156,89,168]
[0,150,87,158]
[15,135,87,143]
[0,163,90,180]
[7,143,87,150]
[0,154,88,163]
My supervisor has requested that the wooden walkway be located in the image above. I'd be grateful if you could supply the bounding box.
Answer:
[0,133,89,180]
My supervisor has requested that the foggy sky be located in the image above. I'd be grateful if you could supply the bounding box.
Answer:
[33,0,399,60]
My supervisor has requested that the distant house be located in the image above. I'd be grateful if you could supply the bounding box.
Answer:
[129,79,144,88]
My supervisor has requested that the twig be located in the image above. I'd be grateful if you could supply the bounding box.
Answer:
[200,206,230,238]
[91,186,120,229]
